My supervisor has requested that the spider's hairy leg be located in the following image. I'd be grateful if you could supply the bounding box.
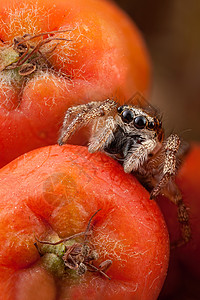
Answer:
[150,134,181,198]
[150,134,191,246]
[88,116,117,153]
[175,191,191,247]
[62,103,93,129]
[123,139,157,173]
[58,103,93,145]
[164,182,191,247]
[58,99,117,145]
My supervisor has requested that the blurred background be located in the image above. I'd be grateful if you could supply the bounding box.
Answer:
[115,0,200,142]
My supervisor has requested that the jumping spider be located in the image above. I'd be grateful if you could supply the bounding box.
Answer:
[58,94,191,247]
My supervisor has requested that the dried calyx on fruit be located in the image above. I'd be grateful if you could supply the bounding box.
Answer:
[0,30,72,76]
[34,209,112,279]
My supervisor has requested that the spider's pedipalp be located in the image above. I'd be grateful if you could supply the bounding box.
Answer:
[123,139,157,173]
[88,116,117,153]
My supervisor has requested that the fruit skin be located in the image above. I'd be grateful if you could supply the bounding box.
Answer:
[0,0,151,168]
[0,144,169,300]
[157,145,200,298]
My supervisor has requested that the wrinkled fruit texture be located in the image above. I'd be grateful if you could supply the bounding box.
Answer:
[0,145,169,300]
[0,0,151,167]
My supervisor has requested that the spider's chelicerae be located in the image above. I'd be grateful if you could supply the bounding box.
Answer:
[58,95,191,247]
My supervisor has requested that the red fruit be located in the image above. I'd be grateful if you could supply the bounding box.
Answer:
[0,0,151,167]
[0,145,169,300]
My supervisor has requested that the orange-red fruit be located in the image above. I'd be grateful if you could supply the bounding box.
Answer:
[0,145,169,300]
[0,0,151,167]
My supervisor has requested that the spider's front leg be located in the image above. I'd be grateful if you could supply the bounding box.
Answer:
[150,134,191,246]
[150,134,180,198]
[58,99,117,145]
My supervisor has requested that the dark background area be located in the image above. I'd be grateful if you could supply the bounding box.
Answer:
[115,0,200,142]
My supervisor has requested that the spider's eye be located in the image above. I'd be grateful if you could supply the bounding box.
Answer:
[134,116,147,129]
[121,110,134,123]
[148,121,155,130]
[117,106,124,114]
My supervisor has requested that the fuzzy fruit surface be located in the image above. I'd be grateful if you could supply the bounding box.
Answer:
[0,0,151,167]
[0,144,169,300]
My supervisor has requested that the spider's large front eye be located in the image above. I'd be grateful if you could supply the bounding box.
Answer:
[134,116,147,129]
[121,110,134,123]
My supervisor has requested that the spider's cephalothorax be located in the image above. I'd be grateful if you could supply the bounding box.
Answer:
[58,96,191,247]
[99,104,164,173]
